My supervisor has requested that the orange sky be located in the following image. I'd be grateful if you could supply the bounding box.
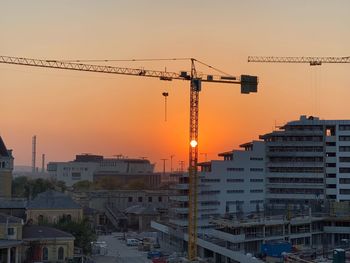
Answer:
[0,1,349,171]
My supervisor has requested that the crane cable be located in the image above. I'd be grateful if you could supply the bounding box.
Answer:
[60,57,234,77]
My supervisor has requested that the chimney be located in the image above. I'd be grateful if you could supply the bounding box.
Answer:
[32,135,36,173]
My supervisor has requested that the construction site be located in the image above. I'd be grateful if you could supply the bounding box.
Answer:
[1,2,350,263]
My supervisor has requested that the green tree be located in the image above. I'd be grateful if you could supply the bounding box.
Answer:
[12,176,29,197]
[12,177,66,199]
[72,180,94,191]
[53,218,96,255]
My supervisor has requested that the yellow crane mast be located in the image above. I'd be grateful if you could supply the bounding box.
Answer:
[0,55,258,261]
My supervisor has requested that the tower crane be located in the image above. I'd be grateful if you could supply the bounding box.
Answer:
[0,55,258,261]
[248,56,350,66]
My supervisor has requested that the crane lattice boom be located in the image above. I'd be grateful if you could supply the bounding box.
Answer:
[248,56,350,66]
[0,54,258,262]
[0,55,245,84]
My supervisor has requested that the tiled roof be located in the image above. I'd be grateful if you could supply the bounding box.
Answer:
[124,205,159,215]
[27,190,81,210]
[0,240,23,248]
[23,225,74,240]
[0,213,23,224]
[0,136,9,157]
[0,199,27,209]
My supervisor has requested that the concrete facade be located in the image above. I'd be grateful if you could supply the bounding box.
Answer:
[26,208,83,225]
[169,141,265,231]
[261,115,350,207]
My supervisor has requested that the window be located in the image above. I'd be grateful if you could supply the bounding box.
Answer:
[66,214,72,222]
[227,190,244,194]
[227,168,244,172]
[201,179,220,183]
[250,200,264,204]
[339,125,350,131]
[138,197,143,202]
[340,189,350,195]
[340,168,350,173]
[250,179,263,183]
[250,189,263,193]
[7,228,14,236]
[326,174,336,178]
[340,146,350,152]
[38,215,44,224]
[326,152,336,157]
[42,247,48,261]
[148,196,152,202]
[201,201,220,206]
[250,168,264,172]
[201,190,220,195]
[250,157,263,161]
[326,142,336,146]
[340,157,350,162]
[340,178,350,184]
[158,196,162,202]
[326,163,336,167]
[227,179,244,183]
[58,247,64,261]
[71,172,81,180]
[128,197,133,202]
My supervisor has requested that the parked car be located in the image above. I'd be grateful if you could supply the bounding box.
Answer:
[126,238,141,246]
[147,250,163,259]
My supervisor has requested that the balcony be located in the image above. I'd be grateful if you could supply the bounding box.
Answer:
[324,226,350,234]
[169,195,188,202]
[211,229,245,243]
[326,178,337,184]
[171,184,189,190]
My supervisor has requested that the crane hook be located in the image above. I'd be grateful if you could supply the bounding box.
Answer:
[162,92,169,122]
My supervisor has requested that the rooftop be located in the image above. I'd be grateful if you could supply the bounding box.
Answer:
[23,225,74,240]
[124,205,159,215]
[0,136,9,157]
[0,199,27,209]
[28,190,81,210]
[0,213,23,224]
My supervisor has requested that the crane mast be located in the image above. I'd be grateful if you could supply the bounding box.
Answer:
[0,55,258,261]
[248,56,350,66]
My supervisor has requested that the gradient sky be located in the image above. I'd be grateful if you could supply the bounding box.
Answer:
[1,1,349,171]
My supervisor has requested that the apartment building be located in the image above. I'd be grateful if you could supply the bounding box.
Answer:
[260,115,350,207]
[161,141,266,235]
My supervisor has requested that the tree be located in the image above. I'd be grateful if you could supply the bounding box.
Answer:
[53,218,96,255]
[12,176,29,197]
[72,180,94,191]
[12,177,66,199]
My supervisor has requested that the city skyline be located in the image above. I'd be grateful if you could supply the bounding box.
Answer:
[1,1,349,170]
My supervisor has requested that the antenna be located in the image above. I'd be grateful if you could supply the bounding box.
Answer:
[41,154,45,173]
[170,155,175,172]
[160,158,168,175]
[32,135,36,173]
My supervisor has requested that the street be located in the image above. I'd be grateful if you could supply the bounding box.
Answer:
[93,234,151,263]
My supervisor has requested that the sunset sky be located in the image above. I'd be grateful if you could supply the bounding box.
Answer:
[1,1,349,171]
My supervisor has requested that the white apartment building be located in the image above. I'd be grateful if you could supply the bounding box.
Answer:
[260,115,350,207]
[47,154,155,187]
[168,140,266,232]
[47,161,98,186]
